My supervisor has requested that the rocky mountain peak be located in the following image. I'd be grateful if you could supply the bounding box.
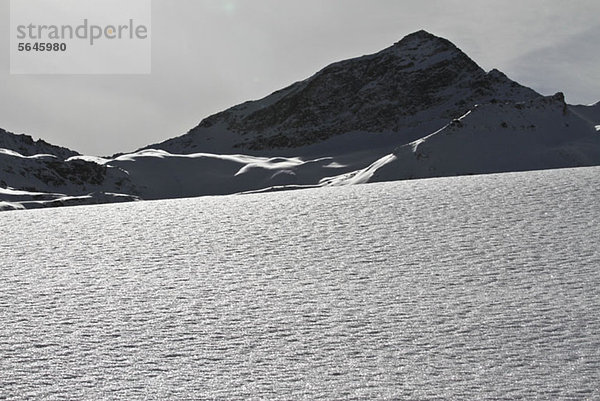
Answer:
[391,29,464,55]
[551,92,566,103]
[151,30,542,154]
[396,29,436,41]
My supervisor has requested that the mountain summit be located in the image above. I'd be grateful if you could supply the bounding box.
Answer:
[150,30,540,155]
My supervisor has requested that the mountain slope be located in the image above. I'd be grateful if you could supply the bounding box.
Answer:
[0,136,138,210]
[148,30,540,156]
[322,93,600,186]
[101,150,346,199]
[0,128,79,159]
[570,101,600,129]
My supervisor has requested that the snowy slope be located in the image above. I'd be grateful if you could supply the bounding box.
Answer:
[0,147,139,210]
[0,190,138,212]
[570,101,600,130]
[0,146,356,208]
[147,30,540,156]
[102,150,351,199]
[322,93,600,186]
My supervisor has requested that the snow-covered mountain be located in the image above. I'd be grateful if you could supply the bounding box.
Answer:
[0,128,79,159]
[147,30,540,156]
[1,30,599,211]
[321,93,600,186]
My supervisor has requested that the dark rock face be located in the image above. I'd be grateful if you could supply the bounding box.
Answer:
[4,158,108,190]
[0,128,79,159]
[157,30,541,153]
[42,159,108,187]
[0,128,118,193]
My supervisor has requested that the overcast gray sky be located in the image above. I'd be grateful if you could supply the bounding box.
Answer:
[1,0,599,156]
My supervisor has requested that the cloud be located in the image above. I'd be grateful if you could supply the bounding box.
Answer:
[504,24,600,104]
